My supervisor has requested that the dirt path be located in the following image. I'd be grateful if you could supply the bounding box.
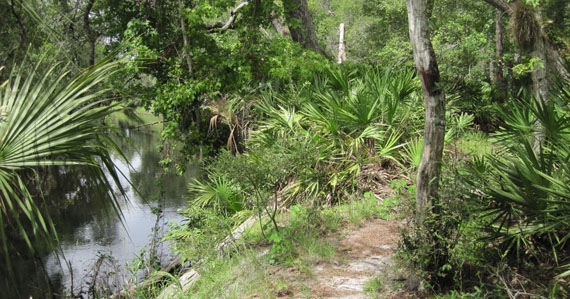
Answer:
[275,218,405,298]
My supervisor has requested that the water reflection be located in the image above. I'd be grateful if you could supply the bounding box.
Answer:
[2,124,197,298]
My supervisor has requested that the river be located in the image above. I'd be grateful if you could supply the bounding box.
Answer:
[3,121,198,298]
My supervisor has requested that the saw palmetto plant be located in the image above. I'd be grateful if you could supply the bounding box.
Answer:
[468,91,570,278]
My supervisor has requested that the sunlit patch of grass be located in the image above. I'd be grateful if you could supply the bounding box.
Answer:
[297,234,336,264]
[334,191,403,225]
[189,250,287,298]
[454,131,493,156]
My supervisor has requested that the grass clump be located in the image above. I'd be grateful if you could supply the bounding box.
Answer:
[188,251,283,299]
[364,276,385,298]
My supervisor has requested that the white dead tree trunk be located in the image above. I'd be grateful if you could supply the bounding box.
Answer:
[338,23,346,64]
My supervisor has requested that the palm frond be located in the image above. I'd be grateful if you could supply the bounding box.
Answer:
[188,175,244,215]
[0,57,128,270]
[375,129,405,165]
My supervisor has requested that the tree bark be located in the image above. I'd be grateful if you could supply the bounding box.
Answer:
[272,18,289,36]
[337,23,346,64]
[83,0,97,66]
[283,0,324,55]
[205,1,250,32]
[528,6,549,102]
[495,8,506,103]
[482,0,510,12]
[406,0,446,223]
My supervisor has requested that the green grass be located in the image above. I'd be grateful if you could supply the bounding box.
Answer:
[454,131,493,156]
[364,276,384,298]
[181,250,281,298]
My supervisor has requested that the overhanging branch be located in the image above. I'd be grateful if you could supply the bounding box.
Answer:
[482,0,510,13]
[205,1,250,32]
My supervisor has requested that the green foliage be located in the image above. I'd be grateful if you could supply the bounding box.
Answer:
[263,37,330,86]
[364,276,385,297]
[186,194,399,298]
[454,131,493,156]
[267,230,295,265]
[400,202,465,291]
[512,57,545,77]
[398,87,570,295]
[310,0,410,65]
[188,175,244,215]
[187,249,284,298]
[466,95,570,271]
[445,112,475,143]
[264,204,337,266]
[431,89,569,298]
[398,151,488,293]
[346,194,380,225]
[245,66,422,205]
[204,147,290,235]
[403,136,424,169]
[164,205,236,263]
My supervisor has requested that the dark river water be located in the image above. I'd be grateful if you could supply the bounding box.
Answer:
[3,124,199,298]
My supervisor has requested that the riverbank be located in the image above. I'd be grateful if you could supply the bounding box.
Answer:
[5,109,198,298]
[137,183,417,298]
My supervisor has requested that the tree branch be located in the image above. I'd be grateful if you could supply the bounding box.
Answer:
[178,0,193,74]
[482,0,510,13]
[205,1,250,32]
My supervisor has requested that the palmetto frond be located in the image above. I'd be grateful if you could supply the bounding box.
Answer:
[403,136,423,168]
[188,175,244,215]
[0,58,126,267]
[252,105,305,147]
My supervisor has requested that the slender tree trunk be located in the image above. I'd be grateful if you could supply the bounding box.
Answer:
[337,23,346,64]
[530,8,548,102]
[83,0,96,66]
[406,0,446,224]
[178,0,193,75]
[495,8,506,103]
[283,0,324,55]
[9,0,27,48]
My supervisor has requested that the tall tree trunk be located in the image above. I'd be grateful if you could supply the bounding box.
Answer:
[283,0,324,55]
[495,8,506,103]
[337,23,346,64]
[178,0,193,75]
[83,0,96,66]
[483,0,569,100]
[406,0,446,224]
[272,18,289,36]
[528,5,549,102]
[9,0,27,48]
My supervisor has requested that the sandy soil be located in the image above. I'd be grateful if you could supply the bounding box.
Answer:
[272,218,412,298]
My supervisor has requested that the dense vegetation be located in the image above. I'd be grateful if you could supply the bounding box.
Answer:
[1,0,570,297]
